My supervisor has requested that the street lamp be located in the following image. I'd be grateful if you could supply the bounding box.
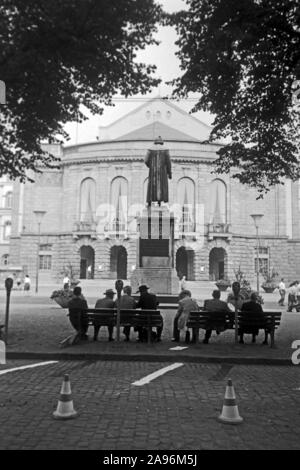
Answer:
[33,210,46,294]
[250,213,264,293]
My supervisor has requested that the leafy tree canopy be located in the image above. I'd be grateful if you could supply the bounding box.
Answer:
[0,0,162,180]
[168,0,300,194]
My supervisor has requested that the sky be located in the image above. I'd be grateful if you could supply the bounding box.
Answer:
[63,0,214,146]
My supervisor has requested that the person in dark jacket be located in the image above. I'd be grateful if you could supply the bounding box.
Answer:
[239,292,267,344]
[115,285,137,341]
[136,285,162,342]
[203,290,233,344]
[68,286,89,339]
[94,288,116,341]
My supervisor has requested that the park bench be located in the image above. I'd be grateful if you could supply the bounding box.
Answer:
[86,308,163,344]
[62,308,160,346]
[238,310,282,348]
[186,310,234,344]
[186,310,282,348]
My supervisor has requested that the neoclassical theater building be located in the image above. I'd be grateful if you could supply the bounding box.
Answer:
[8,98,300,285]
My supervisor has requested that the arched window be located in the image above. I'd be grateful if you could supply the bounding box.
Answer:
[3,221,11,240]
[178,178,195,232]
[110,177,128,231]
[80,178,96,223]
[209,179,227,225]
[4,192,12,209]
[1,254,9,266]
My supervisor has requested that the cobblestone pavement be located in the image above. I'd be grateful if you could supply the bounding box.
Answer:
[0,360,300,450]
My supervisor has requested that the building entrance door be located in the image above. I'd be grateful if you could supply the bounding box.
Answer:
[176,247,194,281]
[80,259,87,279]
[176,247,188,279]
[219,261,224,279]
[80,246,95,279]
[209,248,227,280]
[110,246,127,279]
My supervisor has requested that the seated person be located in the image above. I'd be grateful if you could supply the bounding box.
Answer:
[227,291,245,312]
[175,290,199,344]
[136,285,162,342]
[239,292,267,344]
[172,290,189,342]
[94,289,116,341]
[203,290,233,344]
[67,286,89,340]
[115,285,136,341]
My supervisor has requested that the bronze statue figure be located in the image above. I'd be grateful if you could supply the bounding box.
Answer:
[145,136,172,206]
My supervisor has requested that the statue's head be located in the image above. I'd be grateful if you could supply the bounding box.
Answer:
[154,136,164,145]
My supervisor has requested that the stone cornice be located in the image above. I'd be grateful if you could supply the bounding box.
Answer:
[232,234,289,240]
[14,231,291,241]
[16,232,73,237]
[61,155,215,167]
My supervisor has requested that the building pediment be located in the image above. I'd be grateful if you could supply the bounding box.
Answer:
[98,97,212,143]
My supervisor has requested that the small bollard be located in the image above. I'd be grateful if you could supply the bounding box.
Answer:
[4,277,13,345]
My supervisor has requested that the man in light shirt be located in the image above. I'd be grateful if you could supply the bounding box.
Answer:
[278,278,286,306]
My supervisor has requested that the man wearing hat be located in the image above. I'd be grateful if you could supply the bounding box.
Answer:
[94,288,116,341]
[136,285,163,342]
[145,136,172,206]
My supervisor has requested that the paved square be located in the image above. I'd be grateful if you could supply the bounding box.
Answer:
[0,360,299,450]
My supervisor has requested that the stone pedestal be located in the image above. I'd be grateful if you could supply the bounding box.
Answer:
[130,206,179,294]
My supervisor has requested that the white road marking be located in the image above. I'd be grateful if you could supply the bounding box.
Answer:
[0,361,58,375]
[169,346,188,351]
[132,362,184,386]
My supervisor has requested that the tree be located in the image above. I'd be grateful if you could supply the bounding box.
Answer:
[0,0,162,180]
[169,0,300,194]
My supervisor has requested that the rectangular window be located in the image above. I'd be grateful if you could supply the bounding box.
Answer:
[39,255,52,270]
[254,246,269,273]
[254,258,269,273]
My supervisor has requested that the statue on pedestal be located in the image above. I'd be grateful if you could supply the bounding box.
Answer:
[145,136,172,206]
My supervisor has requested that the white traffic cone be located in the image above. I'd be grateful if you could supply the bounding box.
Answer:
[53,374,78,420]
[218,378,243,424]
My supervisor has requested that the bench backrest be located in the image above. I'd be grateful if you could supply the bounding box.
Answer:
[87,308,117,314]
[238,311,282,329]
[86,308,117,326]
[132,310,162,327]
[187,310,233,329]
[119,309,139,325]
[187,310,282,330]
[86,308,162,327]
